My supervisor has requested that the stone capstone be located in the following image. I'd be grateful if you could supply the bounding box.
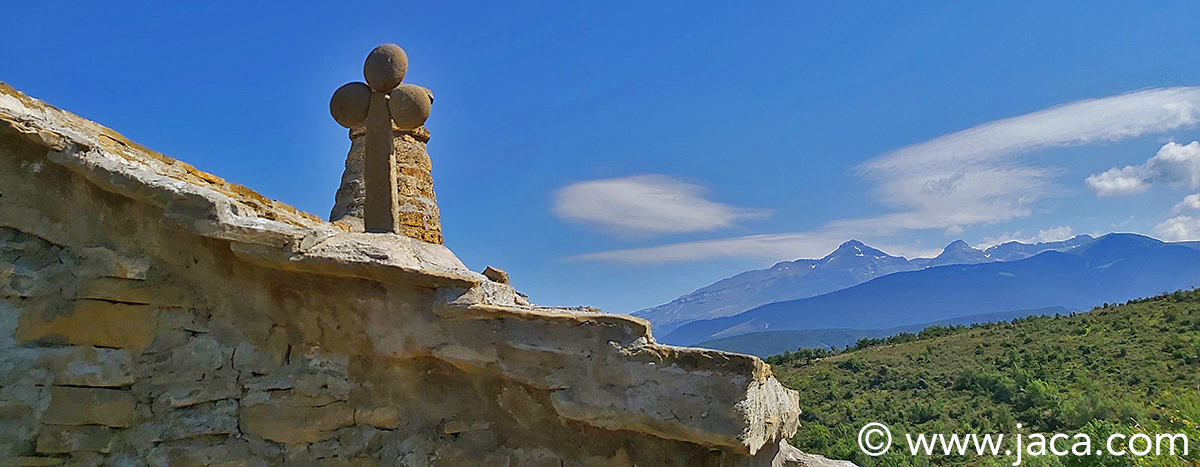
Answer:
[482,266,510,284]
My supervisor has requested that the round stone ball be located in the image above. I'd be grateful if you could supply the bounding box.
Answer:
[363,44,408,92]
[388,84,433,130]
[329,82,373,128]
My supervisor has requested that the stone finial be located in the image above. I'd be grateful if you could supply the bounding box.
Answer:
[329,44,440,243]
[363,44,408,92]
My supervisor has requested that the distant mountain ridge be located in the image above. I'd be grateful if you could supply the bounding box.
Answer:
[694,306,1075,357]
[663,233,1200,346]
[633,235,1093,336]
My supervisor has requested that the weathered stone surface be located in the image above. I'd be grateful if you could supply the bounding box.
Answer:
[362,91,396,234]
[0,458,63,467]
[155,399,238,441]
[75,277,194,308]
[330,82,373,129]
[354,406,399,430]
[36,425,117,453]
[442,419,489,434]
[60,452,101,467]
[387,84,432,130]
[241,392,355,444]
[37,346,134,387]
[75,247,150,280]
[776,441,860,467]
[153,377,239,409]
[41,386,135,427]
[482,266,509,284]
[363,44,408,93]
[329,126,443,244]
[15,299,158,350]
[0,81,849,466]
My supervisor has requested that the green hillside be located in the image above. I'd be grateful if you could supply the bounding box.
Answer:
[770,289,1200,467]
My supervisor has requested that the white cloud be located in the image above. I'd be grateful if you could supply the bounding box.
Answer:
[977,225,1075,249]
[552,175,768,236]
[1174,193,1200,213]
[1155,215,1200,241]
[1086,166,1151,196]
[569,88,1200,263]
[1087,141,1200,196]
[1037,225,1076,243]
[865,88,1200,173]
[944,225,964,236]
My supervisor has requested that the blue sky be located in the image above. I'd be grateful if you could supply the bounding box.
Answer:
[5,2,1200,313]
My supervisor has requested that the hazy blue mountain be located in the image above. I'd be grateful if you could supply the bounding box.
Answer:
[632,240,918,335]
[694,306,1075,357]
[983,235,1094,261]
[663,234,1200,346]
[634,236,1094,336]
[1175,241,1200,251]
[923,239,991,267]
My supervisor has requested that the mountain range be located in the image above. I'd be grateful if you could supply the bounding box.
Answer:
[633,235,1094,335]
[692,306,1074,357]
[660,233,1200,346]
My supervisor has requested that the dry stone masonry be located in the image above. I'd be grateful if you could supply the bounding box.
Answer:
[0,53,853,466]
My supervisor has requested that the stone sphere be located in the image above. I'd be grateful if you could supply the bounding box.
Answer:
[329,82,373,128]
[363,44,408,92]
[388,84,433,130]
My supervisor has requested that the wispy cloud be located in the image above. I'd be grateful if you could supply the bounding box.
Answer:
[1087,141,1200,196]
[854,88,1200,233]
[552,175,769,236]
[569,87,1200,263]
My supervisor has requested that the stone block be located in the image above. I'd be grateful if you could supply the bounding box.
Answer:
[443,419,490,434]
[482,266,509,285]
[231,332,286,377]
[317,459,377,467]
[15,299,158,351]
[74,277,152,304]
[36,425,117,453]
[354,406,399,430]
[0,458,63,467]
[156,399,238,441]
[142,335,233,386]
[240,392,355,444]
[37,346,134,388]
[41,386,135,427]
[153,377,240,409]
[73,247,150,280]
[76,277,195,308]
[60,452,102,467]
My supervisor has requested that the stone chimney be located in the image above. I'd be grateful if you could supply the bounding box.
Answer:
[329,124,442,244]
[327,44,443,244]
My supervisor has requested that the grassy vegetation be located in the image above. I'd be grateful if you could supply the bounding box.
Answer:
[770,289,1200,466]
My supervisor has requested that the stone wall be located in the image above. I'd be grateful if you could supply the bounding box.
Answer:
[0,83,849,467]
